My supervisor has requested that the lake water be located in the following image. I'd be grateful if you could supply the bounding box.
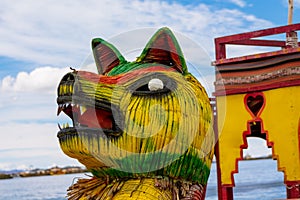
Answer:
[0,159,287,199]
[205,159,286,200]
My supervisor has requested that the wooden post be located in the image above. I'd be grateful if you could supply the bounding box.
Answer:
[288,0,294,25]
[286,0,298,48]
[286,181,300,199]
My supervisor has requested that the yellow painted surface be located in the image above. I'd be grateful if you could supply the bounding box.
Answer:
[217,86,300,185]
[261,86,300,182]
[217,95,250,185]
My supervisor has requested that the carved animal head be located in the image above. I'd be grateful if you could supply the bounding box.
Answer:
[57,27,214,184]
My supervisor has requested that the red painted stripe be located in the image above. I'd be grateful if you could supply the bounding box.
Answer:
[214,79,300,96]
[77,66,177,84]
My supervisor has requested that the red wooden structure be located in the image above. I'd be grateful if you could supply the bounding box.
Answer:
[213,23,300,199]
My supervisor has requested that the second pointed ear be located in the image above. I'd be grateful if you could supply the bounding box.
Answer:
[92,38,126,74]
[137,27,188,74]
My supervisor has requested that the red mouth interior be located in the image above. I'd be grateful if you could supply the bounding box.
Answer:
[62,104,113,129]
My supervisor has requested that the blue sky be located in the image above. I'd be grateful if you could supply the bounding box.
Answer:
[0,0,298,170]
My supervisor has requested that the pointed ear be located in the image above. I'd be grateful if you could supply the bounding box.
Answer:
[92,38,126,74]
[136,27,188,74]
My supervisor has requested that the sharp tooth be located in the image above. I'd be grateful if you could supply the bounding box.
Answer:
[80,106,87,115]
[57,106,63,116]
[58,123,62,130]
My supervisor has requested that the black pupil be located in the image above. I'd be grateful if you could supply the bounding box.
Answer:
[136,84,151,91]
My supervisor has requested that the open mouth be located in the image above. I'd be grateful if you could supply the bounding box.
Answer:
[57,101,123,137]
[56,73,123,137]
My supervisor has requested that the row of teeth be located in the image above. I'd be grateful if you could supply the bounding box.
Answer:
[58,123,71,130]
[57,103,87,115]
[58,122,89,130]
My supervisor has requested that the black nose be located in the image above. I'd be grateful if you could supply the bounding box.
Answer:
[57,72,76,96]
[62,72,75,81]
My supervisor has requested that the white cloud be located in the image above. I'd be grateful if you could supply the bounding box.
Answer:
[0,66,73,127]
[228,0,247,7]
[1,67,70,93]
[243,138,272,157]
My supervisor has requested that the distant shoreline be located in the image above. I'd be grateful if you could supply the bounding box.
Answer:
[0,166,87,180]
[0,173,13,179]
[0,156,273,180]
[212,155,272,163]
[243,154,273,160]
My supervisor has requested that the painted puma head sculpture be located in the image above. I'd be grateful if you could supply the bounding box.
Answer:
[57,27,214,199]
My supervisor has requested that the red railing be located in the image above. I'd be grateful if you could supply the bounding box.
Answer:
[215,23,300,60]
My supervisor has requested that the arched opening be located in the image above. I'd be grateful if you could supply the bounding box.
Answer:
[243,135,270,158]
[233,137,286,199]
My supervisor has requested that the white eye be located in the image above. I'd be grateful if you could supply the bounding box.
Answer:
[148,78,164,91]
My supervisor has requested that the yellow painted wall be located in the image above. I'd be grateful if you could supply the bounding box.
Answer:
[262,86,300,182]
[216,85,300,185]
[217,94,250,185]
